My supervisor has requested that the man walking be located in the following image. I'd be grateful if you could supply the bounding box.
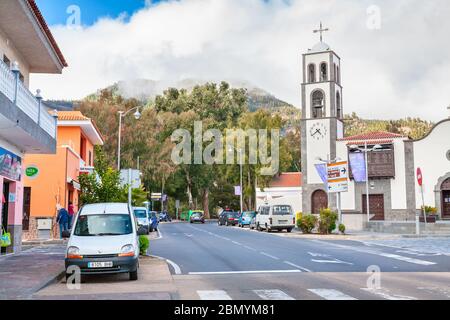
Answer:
[68,201,75,229]
[56,204,69,239]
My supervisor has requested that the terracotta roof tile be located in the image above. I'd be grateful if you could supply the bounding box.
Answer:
[338,131,406,141]
[269,172,302,188]
[57,111,89,121]
[27,0,68,67]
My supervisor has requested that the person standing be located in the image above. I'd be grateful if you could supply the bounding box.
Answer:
[68,202,75,229]
[56,205,69,239]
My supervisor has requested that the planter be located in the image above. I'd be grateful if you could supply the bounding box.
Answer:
[419,215,437,223]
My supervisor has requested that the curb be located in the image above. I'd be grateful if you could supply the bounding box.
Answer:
[26,268,66,299]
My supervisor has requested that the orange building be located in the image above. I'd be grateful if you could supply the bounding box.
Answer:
[23,111,104,239]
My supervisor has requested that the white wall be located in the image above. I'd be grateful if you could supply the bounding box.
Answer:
[413,120,450,209]
[0,28,30,87]
[306,119,332,185]
[256,187,302,213]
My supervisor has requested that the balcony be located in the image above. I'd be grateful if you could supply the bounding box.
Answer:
[0,59,57,154]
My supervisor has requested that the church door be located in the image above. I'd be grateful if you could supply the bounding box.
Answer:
[312,190,328,214]
[362,194,385,221]
[442,178,450,219]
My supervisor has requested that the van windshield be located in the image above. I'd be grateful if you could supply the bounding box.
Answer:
[74,214,133,236]
[134,210,147,219]
[272,205,293,215]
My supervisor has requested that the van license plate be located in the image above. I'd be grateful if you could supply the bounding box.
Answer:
[88,262,113,268]
[279,220,288,224]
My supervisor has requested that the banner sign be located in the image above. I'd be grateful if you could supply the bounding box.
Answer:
[314,163,328,184]
[349,152,366,183]
[234,186,241,196]
[25,165,39,179]
[0,147,22,181]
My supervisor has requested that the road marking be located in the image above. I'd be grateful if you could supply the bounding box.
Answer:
[243,245,257,251]
[189,270,302,275]
[253,289,295,300]
[155,229,163,240]
[184,233,193,237]
[149,255,182,275]
[232,241,242,246]
[311,259,353,265]
[197,290,232,300]
[311,240,436,266]
[308,289,357,300]
[260,252,280,260]
[283,261,312,272]
[417,287,450,299]
[361,288,418,300]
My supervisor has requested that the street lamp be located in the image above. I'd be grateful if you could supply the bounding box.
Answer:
[349,143,382,222]
[229,146,244,215]
[117,107,142,171]
[316,155,342,223]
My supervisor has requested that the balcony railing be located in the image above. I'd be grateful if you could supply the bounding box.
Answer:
[0,59,56,138]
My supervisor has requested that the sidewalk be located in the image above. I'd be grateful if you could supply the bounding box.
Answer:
[0,245,66,300]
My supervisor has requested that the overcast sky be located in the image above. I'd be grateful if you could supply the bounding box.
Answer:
[31,0,450,121]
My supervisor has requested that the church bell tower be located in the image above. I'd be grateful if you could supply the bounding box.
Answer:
[301,23,344,214]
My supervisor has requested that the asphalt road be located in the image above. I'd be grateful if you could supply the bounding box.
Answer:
[151,222,450,274]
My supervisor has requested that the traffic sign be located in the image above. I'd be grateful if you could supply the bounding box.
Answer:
[327,161,349,194]
[417,167,423,186]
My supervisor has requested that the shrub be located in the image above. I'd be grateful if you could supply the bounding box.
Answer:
[338,223,346,235]
[318,208,338,235]
[139,235,150,256]
[297,214,318,234]
[422,206,437,215]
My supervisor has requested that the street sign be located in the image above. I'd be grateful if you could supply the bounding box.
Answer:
[417,167,423,186]
[25,165,39,180]
[151,193,162,201]
[327,161,349,194]
[175,200,180,209]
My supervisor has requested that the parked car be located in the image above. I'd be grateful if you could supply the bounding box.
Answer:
[255,205,295,233]
[218,211,240,226]
[159,211,172,222]
[63,203,147,281]
[238,211,257,228]
[133,207,150,234]
[190,212,205,224]
[148,211,159,232]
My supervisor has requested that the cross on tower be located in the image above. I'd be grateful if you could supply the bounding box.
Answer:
[313,22,329,42]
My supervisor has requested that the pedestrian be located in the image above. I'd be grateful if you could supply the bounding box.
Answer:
[68,201,75,229]
[56,204,69,239]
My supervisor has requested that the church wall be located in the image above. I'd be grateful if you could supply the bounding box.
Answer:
[413,120,450,216]
[390,139,408,210]
[303,82,331,119]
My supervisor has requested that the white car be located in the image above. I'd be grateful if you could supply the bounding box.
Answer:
[255,205,295,233]
[133,207,151,234]
[63,203,147,281]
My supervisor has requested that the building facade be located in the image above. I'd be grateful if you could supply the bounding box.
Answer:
[300,39,450,230]
[0,0,67,254]
[23,111,103,240]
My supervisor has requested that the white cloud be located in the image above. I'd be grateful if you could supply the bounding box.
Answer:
[30,0,450,121]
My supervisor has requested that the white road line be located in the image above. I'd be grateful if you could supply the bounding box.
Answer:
[308,289,358,300]
[260,252,280,260]
[149,255,182,275]
[197,290,232,300]
[189,270,302,275]
[311,240,436,266]
[244,245,257,251]
[361,288,418,300]
[311,259,353,265]
[283,261,312,272]
[155,229,163,240]
[232,241,242,246]
[253,289,295,300]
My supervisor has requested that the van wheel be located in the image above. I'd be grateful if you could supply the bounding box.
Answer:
[265,224,270,233]
[287,228,293,233]
[129,270,138,281]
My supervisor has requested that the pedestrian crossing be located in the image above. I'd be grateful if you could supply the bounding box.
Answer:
[196,288,419,300]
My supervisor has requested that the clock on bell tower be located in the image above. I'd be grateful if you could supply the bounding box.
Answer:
[301,23,344,214]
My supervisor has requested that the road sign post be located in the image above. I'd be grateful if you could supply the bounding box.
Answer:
[327,161,349,224]
[417,168,427,231]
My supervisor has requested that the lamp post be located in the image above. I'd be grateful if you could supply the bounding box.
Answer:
[349,143,382,222]
[229,146,244,215]
[316,155,342,223]
[117,107,141,171]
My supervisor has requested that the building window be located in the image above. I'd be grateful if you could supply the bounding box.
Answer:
[89,150,92,166]
[3,55,11,68]
[312,90,325,118]
[337,65,340,84]
[308,64,316,83]
[336,92,342,118]
[320,62,328,81]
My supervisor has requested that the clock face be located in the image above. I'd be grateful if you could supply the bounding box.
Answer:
[309,122,328,140]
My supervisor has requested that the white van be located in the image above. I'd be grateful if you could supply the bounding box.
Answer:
[63,203,146,281]
[255,205,295,233]
[133,207,151,234]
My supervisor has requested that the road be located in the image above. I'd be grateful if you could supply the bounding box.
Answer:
[149,221,450,300]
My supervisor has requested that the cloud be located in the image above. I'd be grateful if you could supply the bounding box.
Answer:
[30,0,450,121]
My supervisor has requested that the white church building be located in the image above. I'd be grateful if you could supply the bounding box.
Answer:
[300,38,450,230]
